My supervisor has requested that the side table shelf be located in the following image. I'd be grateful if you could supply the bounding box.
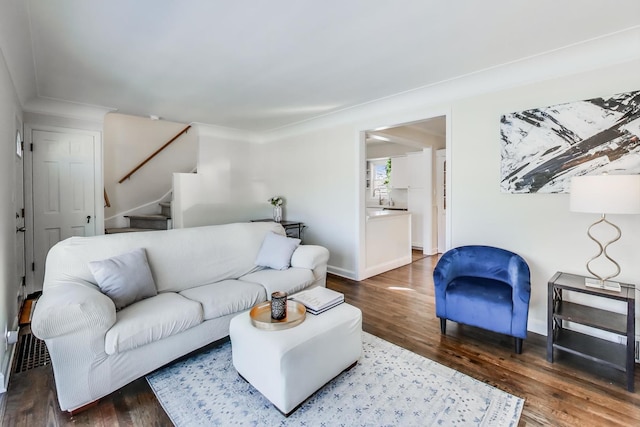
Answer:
[547,271,636,392]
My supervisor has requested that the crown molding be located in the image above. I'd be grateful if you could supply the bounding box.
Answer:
[192,122,260,143]
[259,26,640,143]
[23,96,115,124]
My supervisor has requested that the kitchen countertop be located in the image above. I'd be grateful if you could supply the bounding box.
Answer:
[366,209,410,219]
[366,205,408,210]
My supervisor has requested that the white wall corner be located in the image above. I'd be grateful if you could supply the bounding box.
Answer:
[527,317,547,338]
[327,265,357,280]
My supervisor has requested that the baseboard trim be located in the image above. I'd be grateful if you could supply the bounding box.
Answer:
[0,345,16,394]
[327,265,357,280]
[362,256,412,280]
[0,315,19,394]
[528,318,547,337]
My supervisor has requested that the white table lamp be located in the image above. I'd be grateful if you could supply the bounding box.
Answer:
[570,174,640,291]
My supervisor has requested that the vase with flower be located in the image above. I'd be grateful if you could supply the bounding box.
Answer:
[268,196,284,222]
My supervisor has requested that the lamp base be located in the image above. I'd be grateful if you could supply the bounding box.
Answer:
[584,277,621,292]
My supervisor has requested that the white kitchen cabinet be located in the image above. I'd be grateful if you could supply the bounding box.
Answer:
[389,156,409,189]
[364,211,411,279]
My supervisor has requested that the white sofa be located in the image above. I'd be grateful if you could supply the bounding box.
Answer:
[31,222,329,412]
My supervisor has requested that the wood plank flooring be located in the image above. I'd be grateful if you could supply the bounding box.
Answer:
[3,252,639,426]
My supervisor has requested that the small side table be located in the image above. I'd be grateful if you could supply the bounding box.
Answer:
[547,271,635,392]
[251,219,305,241]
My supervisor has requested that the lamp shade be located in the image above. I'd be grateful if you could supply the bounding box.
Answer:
[570,174,640,214]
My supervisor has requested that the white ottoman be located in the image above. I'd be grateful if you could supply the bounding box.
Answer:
[229,303,362,415]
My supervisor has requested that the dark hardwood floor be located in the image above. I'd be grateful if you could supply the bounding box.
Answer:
[3,252,639,426]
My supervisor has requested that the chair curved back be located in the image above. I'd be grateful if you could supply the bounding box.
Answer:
[433,245,531,339]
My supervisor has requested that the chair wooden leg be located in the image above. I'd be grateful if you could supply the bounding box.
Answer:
[440,318,446,334]
[515,338,523,354]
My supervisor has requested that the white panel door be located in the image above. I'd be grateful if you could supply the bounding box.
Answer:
[32,130,96,288]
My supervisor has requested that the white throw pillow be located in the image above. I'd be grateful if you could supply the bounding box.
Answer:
[88,248,158,310]
[255,232,301,270]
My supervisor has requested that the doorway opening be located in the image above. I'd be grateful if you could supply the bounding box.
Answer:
[358,114,449,280]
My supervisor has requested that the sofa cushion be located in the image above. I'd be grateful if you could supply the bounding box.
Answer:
[105,293,203,355]
[240,268,315,298]
[179,280,266,320]
[255,232,301,270]
[88,248,157,310]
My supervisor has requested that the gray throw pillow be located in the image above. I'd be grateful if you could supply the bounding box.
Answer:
[88,248,157,310]
[255,232,301,270]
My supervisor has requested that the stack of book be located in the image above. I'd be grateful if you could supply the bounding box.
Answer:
[290,287,344,315]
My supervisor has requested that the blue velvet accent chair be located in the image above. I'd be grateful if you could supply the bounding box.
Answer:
[433,245,531,354]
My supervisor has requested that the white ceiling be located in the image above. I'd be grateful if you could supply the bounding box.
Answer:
[366,117,446,148]
[9,1,640,131]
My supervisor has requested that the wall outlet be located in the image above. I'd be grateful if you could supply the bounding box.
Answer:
[3,325,19,351]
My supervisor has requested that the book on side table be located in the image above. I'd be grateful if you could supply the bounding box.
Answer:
[290,287,344,315]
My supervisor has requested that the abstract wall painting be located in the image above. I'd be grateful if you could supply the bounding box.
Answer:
[500,90,640,193]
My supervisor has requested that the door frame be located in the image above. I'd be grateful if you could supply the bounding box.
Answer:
[24,124,103,295]
[355,109,452,281]
[14,115,25,304]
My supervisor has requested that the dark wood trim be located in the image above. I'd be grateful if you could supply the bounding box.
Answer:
[103,188,111,208]
[69,400,98,416]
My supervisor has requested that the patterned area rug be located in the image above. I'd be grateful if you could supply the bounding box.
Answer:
[147,332,524,426]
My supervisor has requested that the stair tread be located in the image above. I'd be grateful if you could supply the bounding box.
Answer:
[125,214,169,220]
[159,202,171,207]
[105,227,158,234]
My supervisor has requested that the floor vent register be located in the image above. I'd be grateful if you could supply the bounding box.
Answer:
[13,332,51,373]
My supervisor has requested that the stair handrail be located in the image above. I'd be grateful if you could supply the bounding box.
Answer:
[118,124,191,183]
[104,188,111,208]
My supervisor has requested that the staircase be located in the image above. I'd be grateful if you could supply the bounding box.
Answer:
[106,202,172,234]
[105,124,192,235]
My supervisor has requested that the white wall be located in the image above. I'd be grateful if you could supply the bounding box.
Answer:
[451,59,640,334]
[256,124,358,275]
[0,37,23,392]
[174,122,359,275]
[172,124,265,228]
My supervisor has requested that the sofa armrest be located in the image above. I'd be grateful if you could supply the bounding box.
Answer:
[32,282,116,340]
[290,245,329,270]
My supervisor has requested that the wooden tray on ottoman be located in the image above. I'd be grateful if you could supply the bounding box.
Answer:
[249,300,306,331]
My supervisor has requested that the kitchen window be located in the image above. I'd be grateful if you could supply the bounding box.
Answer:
[369,159,389,201]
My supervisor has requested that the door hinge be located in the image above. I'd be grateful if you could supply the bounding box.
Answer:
[31,262,35,272]
[21,276,26,287]
[21,208,25,218]
[30,143,33,151]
